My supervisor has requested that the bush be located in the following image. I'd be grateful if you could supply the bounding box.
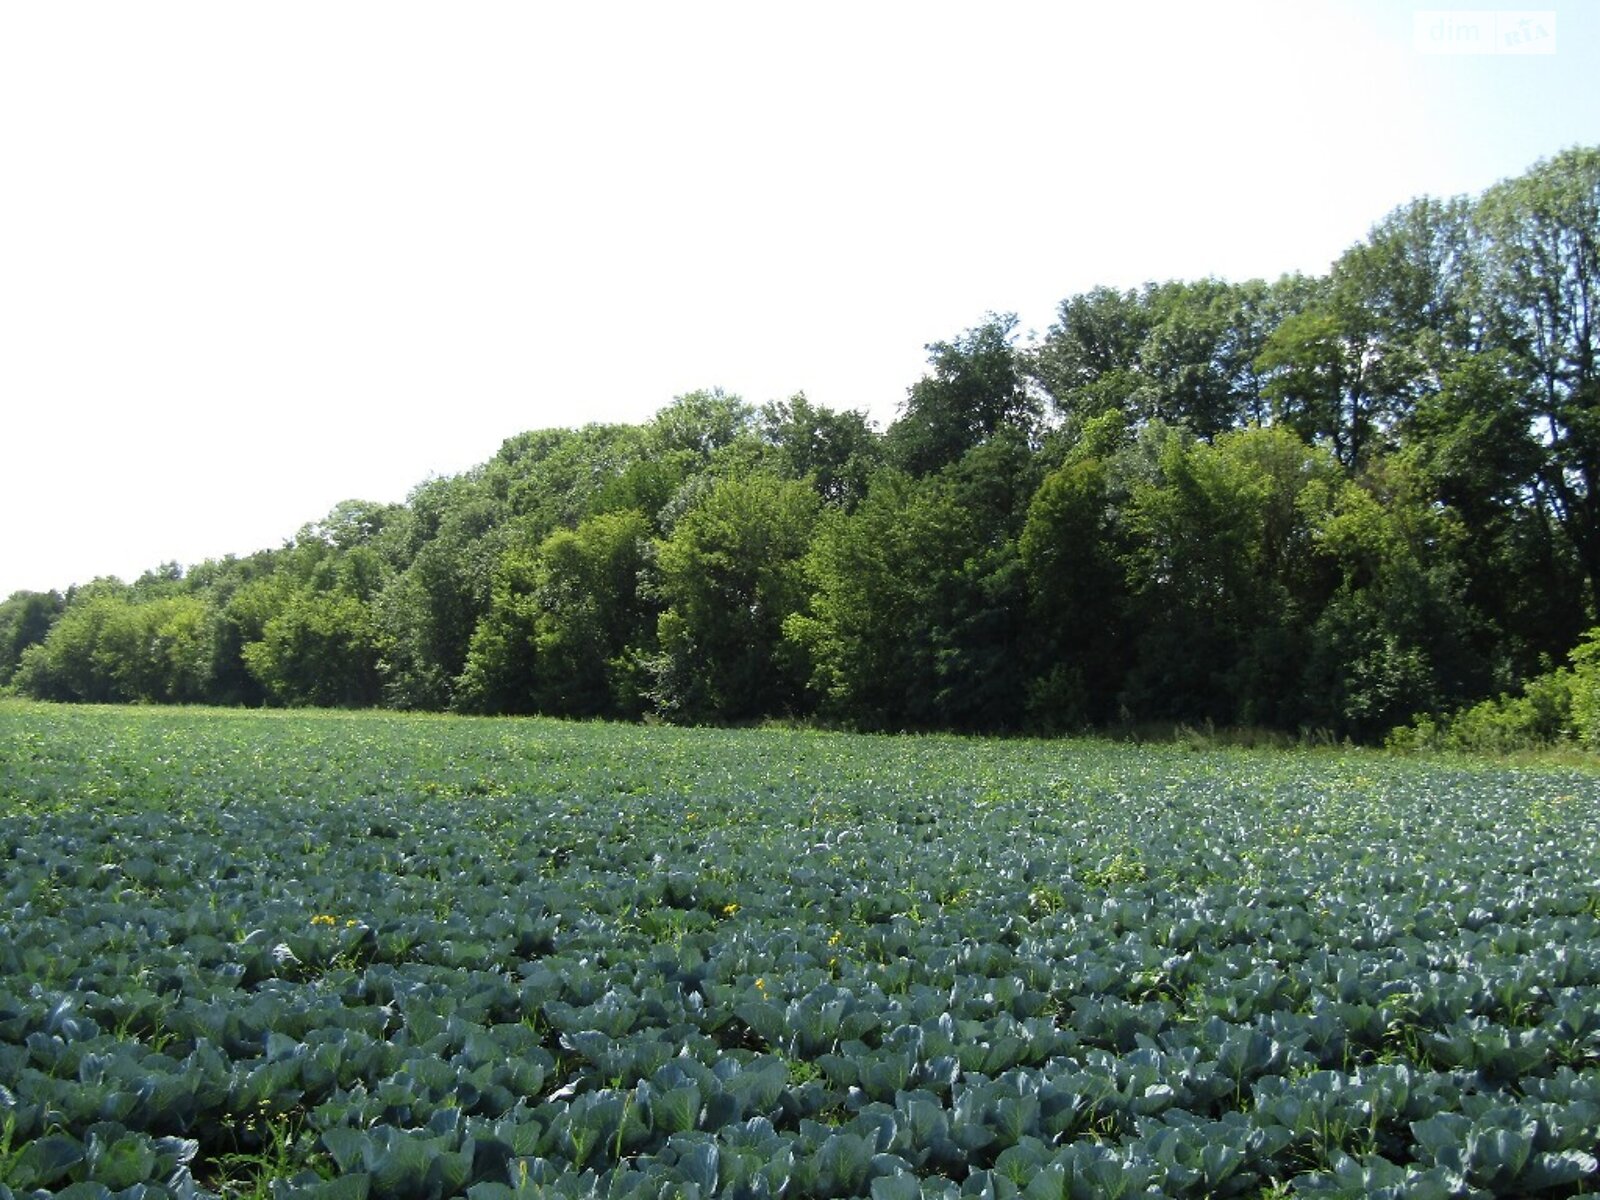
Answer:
[1388,628,1600,752]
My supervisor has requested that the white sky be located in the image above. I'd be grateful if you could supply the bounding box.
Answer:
[2,1,1595,597]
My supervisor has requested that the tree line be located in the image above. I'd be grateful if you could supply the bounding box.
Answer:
[5,148,1598,744]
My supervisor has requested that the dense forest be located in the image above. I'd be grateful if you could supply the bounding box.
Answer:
[5,148,1599,745]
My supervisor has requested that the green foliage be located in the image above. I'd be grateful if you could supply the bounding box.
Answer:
[1119,424,1340,729]
[887,313,1036,476]
[13,592,215,704]
[1020,455,1127,728]
[1305,459,1488,738]
[488,424,650,531]
[795,427,1043,732]
[1397,349,1581,679]
[647,388,757,458]
[1474,146,1600,601]
[242,590,384,708]
[1127,279,1283,438]
[1032,284,1155,427]
[1393,625,1600,751]
[534,510,654,718]
[458,509,653,719]
[306,498,406,555]
[651,472,819,722]
[13,594,124,702]
[789,471,973,728]
[759,392,882,508]
[1257,305,1368,463]
[451,542,542,716]
[378,484,504,710]
[1033,278,1302,440]
[0,589,64,687]
[1569,630,1600,748]
[1391,670,1574,753]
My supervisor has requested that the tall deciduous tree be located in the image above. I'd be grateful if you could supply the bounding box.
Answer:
[1020,450,1129,729]
[788,458,1033,731]
[759,393,881,509]
[1403,350,1585,678]
[13,591,215,704]
[1032,286,1154,429]
[1110,424,1343,728]
[1302,458,1487,738]
[1255,273,1415,470]
[378,478,504,710]
[1475,146,1600,608]
[788,472,967,728]
[242,590,385,708]
[0,590,64,686]
[457,508,653,718]
[887,313,1037,476]
[1033,278,1315,442]
[651,472,820,722]
[13,593,128,703]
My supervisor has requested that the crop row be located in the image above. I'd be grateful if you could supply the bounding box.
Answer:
[2,705,1599,1197]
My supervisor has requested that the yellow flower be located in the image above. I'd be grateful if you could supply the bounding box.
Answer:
[755,977,766,991]
[310,914,336,926]
[722,903,740,916]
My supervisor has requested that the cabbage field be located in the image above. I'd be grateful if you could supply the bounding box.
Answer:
[2,702,1600,1199]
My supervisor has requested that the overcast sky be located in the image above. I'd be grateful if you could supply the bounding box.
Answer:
[2,1,1594,597]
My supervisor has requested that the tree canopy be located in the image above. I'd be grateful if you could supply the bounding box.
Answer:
[10,148,1600,743]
